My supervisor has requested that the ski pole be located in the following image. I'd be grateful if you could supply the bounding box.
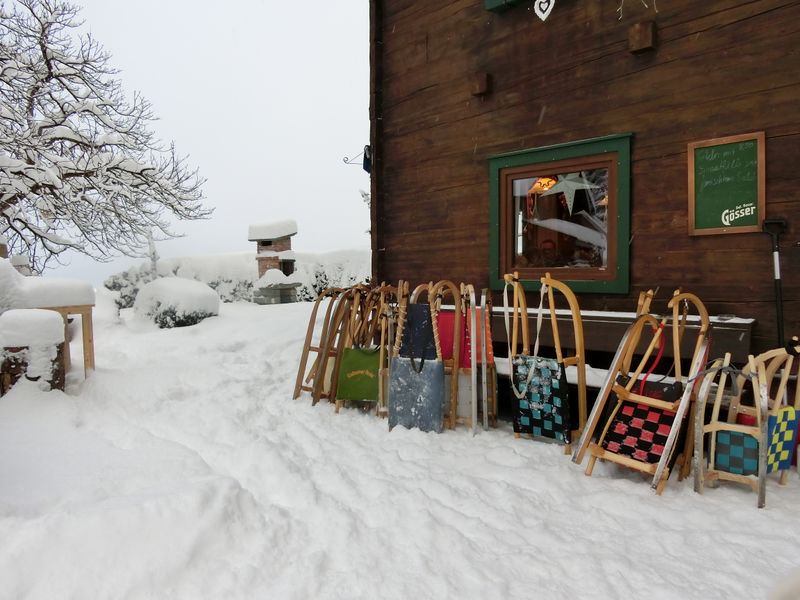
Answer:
[763,218,787,348]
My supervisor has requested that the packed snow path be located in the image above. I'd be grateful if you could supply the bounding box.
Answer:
[1,295,798,599]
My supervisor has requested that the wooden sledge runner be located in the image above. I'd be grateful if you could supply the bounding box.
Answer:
[377,282,404,417]
[478,288,498,429]
[293,287,345,401]
[541,272,588,438]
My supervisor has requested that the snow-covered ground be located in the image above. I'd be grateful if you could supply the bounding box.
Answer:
[1,290,799,599]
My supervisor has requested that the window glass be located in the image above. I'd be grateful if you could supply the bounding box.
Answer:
[511,169,609,271]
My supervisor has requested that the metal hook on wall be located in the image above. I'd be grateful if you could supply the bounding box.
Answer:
[343,145,371,173]
[342,151,364,165]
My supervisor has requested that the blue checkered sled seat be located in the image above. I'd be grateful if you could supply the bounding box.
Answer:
[714,430,760,475]
[503,272,588,445]
[693,340,800,508]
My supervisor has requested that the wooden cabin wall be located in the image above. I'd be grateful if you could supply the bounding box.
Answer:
[370,0,800,353]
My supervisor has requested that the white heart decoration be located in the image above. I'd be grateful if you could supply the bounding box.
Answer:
[534,0,555,21]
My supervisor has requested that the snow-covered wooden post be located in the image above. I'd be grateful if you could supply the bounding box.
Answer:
[0,309,66,394]
[248,220,298,279]
[0,235,7,259]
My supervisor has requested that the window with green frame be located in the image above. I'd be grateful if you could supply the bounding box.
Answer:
[489,134,631,293]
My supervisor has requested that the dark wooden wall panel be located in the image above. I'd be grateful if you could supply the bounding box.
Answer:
[371,0,800,353]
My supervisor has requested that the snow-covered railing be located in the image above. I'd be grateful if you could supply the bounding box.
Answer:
[491,306,756,386]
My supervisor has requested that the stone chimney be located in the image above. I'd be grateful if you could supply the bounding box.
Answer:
[248,220,298,278]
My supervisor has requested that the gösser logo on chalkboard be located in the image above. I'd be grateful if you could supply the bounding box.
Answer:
[687,132,765,236]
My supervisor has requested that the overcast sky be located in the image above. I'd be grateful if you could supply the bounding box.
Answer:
[53,0,370,284]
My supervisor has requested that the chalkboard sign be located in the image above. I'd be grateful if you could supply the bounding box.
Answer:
[688,132,765,236]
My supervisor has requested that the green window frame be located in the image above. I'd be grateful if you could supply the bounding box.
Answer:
[484,0,526,12]
[489,134,632,293]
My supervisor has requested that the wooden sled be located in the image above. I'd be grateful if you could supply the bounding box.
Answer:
[334,283,401,415]
[573,290,711,494]
[429,280,463,429]
[436,283,498,433]
[541,272,588,440]
[479,288,498,428]
[293,287,345,401]
[308,285,366,405]
[569,290,655,465]
[377,282,405,417]
[502,272,577,447]
[460,284,498,431]
[333,284,384,413]
[694,339,800,508]
[388,280,446,433]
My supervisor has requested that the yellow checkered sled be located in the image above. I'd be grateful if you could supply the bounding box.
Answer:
[693,338,800,508]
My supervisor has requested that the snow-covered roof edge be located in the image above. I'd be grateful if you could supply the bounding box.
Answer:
[248,219,298,241]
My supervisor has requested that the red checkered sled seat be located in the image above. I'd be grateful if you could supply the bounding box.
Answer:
[573,290,711,495]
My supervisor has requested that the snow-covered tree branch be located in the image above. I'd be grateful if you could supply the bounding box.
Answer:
[0,0,211,272]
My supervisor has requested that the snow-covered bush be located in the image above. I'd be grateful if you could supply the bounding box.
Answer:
[292,250,370,300]
[105,250,370,306]
[104,266,152,310]
[166,254,256,303]
[105,252,256,307]
[206,278,253,303]
[133,278,220,329]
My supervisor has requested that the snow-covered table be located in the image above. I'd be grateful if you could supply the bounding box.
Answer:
[17,278,96,378]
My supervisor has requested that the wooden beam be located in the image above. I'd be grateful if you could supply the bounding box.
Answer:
[39,304,95,379]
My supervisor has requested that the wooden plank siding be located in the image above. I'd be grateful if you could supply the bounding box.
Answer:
[370,0,800,354]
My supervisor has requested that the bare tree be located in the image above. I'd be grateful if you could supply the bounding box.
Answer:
[0,0,211,272]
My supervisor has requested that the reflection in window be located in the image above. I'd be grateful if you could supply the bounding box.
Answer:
[512,169,609,271]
